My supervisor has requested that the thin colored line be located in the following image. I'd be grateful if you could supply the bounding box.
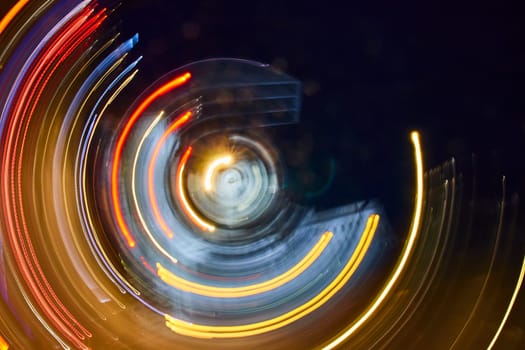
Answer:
[175,146,216,232]
[157,231,333,298]
[164,214,379,338]
[110,72,191,248]
[0,0,29,36]
[487,255,525,350]
[321,131,425,349]
[147,111,192,238]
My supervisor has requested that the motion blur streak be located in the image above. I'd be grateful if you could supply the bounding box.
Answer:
[164,214,378,338]
[322,131,424,349]
[130,111,179,263]
[0,334,8,350]
[156,231,333,298]
[110,72,192,248]
[487,255,525,350]
[76,62,143,299]
[17,281,70,349]
[0,2,102,348]
[204,155,234,192]
[75,40,141,301]
[1,2,523,349]
[0,1,147,347]
[147,111,193,238]
[176,146,217,232]
[0,0,28,35]
[449,176,507,349]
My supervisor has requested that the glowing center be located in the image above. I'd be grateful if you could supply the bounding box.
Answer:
[204,155,234,192]
[215,168,244,200]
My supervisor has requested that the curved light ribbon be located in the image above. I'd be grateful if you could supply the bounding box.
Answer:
[110,72,191,248]
[164,214,380,338]
[321,131,425,349]
[157,230,333,298]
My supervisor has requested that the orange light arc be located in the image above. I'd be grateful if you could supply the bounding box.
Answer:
[110,72,191,248]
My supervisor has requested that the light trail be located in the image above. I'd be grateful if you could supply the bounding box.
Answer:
[110,72,191,248]
[0,0,29,36]
[321,131,424,349]
[77,62,142,297]
[204,155,234,192]
[1,1,521,346]
[131,111,180,263]
[164,214,379,338]
[71,38,142,305]
[175,146,217,232]
[0,4,101,347]
[157,231,333,297]
[146,111,192,238]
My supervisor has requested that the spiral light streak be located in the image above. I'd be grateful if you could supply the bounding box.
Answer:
[60,36,141,302]
[486,254,525,349]
[321,131,424,349]
[147,111,195,237]
[78,64,141,299]
[204,155,234,192]
[0,1,523,349]
[0,0,28,36]
[130,111,180,264]
[156,230,334,298]
[0,2,103,348]
[110,72,192,248]
[164,214,379,339]
[175,145,217,233]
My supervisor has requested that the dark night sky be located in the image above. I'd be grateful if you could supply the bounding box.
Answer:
[117,0,525,139]
[115,1,525,230]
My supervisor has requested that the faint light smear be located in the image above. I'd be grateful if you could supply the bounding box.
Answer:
[164,214,379,338]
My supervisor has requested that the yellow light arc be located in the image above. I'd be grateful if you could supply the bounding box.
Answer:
[487,255,525,350]
[177,147,216,232]
[130,111,180,265]
[204,155,234,192]
[164,214,380,338]
[0,334,8,350]
[157,230,333,298]
[321,131,425,349]
[0,0,29,36]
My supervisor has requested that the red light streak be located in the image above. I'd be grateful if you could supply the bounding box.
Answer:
[110,72,191,248]
[147,111,192,239]
[0,6,104,349]
[12,7,103,340]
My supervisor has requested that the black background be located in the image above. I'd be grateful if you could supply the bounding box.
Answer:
[115,0,525,231]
